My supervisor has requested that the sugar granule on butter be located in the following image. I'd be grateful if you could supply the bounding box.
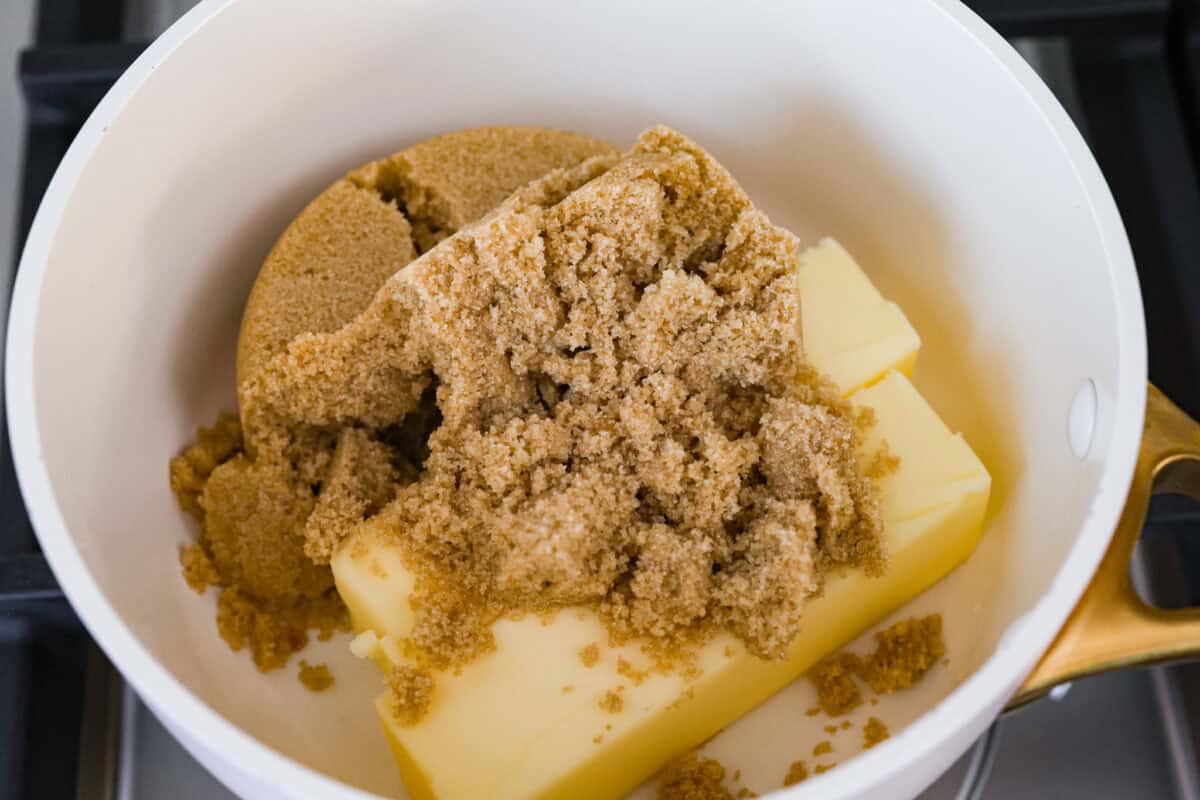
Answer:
[388,665,434,726]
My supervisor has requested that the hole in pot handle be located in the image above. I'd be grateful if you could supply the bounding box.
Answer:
[1007,383,1200,711]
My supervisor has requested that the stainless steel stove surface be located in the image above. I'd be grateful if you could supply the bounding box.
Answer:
[5,2,1200,798]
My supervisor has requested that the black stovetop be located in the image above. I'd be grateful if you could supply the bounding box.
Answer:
[5,2,1200,798]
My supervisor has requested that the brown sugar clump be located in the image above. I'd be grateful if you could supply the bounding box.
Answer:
[814,763,837,775]
[813,740,832,757]
[179,543,220,593]
[172,427,353,671]
[808,613,945,719]
[173,129,615,670]
[303,428,402,563]
[863,716,890,749]
[169,412,242,520]
[388,665,434,726]
[298,660,335,692]
[810,653,864,716]
[246,126,885,668]
[215,586,348,671]
[617,657,648,685]
[348,127,620,255]
[854,615,945,694]
[866,441,901,480]
[783,759,809,787]
[658,752,733,800]
[201,455,333,601]
[579,643,601,667]
[599,688,625,713]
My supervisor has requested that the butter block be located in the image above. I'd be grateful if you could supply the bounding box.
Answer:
[797,238,920,394]
[332,370,989,800]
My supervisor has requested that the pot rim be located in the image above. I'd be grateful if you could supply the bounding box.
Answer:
[4,1,1148,797]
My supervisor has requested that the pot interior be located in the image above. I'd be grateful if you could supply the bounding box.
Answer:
[19,0,1140,796]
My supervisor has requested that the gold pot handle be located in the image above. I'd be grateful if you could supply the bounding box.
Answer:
[1008,383,1200,711]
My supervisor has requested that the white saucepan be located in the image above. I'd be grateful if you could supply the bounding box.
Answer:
[9,1,1196,798]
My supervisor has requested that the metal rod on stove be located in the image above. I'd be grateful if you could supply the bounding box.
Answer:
[75,644,122,800]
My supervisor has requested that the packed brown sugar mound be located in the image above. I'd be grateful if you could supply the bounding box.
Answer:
[244,126,885,668]
[170,128,618,672]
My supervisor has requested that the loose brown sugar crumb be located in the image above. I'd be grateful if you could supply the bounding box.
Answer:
[562,685,574,694]
[657,752,733,800]
[170,410,352,673]
[810,653,863,716]
[179,543,220,593]
[813,740,832,756]
[617,657,647,685]
[244,125,885,670]
[298,660,334,692]
[840,720,851,730]
[807,614,945,719]
[866,440,901,480]
[863,716,890,749]
[824,725,839,735]
[814,763,837,775]
[599,687,625,713]
[169,412,242,521]
[215,585,348,671]
[579,643,601,667]
[854,615,945,694]
[783,759,809,786]
[804,706,820,717]
[736,790,755,799]
[388,665,434,726]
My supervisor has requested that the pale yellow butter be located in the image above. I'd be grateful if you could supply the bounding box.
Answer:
[797,238,920,394]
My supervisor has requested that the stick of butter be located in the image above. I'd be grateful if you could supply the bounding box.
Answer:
[331,243,987,800]
[797,238,920,395]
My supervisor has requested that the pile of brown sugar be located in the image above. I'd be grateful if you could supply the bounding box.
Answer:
[242,126,886,669]
[170,128,618,674]
[172,126,887,685]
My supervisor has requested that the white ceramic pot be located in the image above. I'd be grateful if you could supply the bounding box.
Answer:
[7,0,1179,798]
